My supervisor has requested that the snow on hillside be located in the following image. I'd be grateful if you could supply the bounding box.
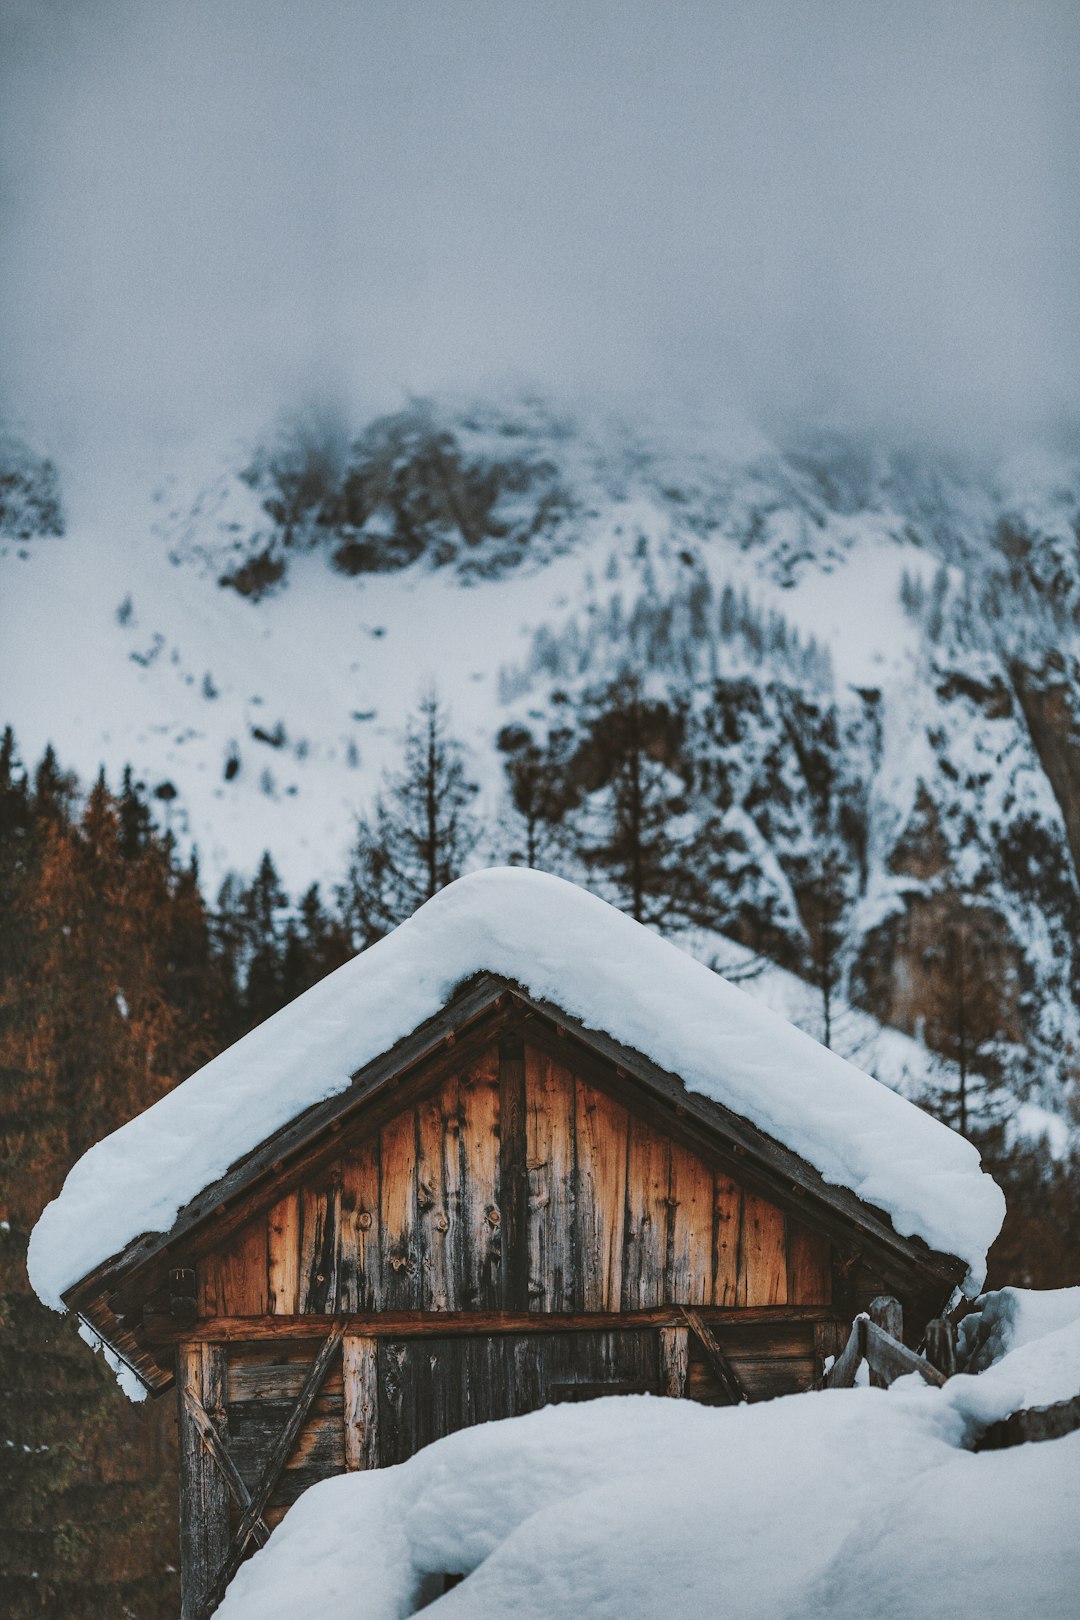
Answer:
[3,399,1080,1140]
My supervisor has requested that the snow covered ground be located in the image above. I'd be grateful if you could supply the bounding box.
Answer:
[216,1301,1080,1620]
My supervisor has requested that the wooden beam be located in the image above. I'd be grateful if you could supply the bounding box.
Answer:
[177,1345,231,1620]
[924,1317,958,1379]
[343,1334,378,1471]
[498,1033,529,1311]
[203,1326,346,1617]
[681,1308,747,1405]
[181,1388,269,1545]
[143,1304,836,1345]
[659,1324,689,1397]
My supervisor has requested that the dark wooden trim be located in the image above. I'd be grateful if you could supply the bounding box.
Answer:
[681,1308,747,1404]
[203,1326,345,1616]
[142,1304,836,1346]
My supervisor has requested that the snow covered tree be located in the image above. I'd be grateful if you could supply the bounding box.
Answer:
[921,898,1007,1137]
[340,691,478,943]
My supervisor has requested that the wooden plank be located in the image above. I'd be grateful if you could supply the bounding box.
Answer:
[741,1193,788,1306]
[177,1343,230,1620]
[460,1048,502,1310]
[976,1392,1080,1451]
[380,1109,420,1310]
[498,1036,529,1311]
[340,1136,381,1312]
[712,1173,742,1307]
[207,1326,346,1613]
[622,1116,670,1309]
[343,1334,378,1471]
[668,1141,712,1305]
[659,1324,689,1397]
[228,1399,345,1481]
[416,1073,461,1312]
[689,1354,817,1403]
[267,1192,300,1315]
[199,1219,268,1317]
[787,1221,832,1306]
[144,1304,836,1344]
[574,1078,627,1312]
[682,1308,747,1404]
[298,1175,342,1314]
[525,1048,576,1312]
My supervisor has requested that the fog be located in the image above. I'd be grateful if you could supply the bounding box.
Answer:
[2,0,1078,486]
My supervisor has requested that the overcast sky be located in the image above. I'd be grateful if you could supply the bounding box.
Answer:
[2,0,1078,474]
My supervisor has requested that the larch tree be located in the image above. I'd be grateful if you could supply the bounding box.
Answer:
[339,690,478,943]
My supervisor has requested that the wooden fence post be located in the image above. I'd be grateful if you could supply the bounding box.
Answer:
[868,1297,902,1388]
[924,1317,958,1378]
[177,1343,230,1620]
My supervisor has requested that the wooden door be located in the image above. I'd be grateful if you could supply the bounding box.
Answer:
[377,1328,661,1466]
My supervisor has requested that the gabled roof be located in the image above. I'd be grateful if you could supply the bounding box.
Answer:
[29,869,1005,1323]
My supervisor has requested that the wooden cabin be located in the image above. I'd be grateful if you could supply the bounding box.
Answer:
[36,872,991,1619]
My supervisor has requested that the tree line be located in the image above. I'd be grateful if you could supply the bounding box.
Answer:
[1,691,1078,1618]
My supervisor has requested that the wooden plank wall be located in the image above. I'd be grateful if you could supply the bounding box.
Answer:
[196,1041,832,1321]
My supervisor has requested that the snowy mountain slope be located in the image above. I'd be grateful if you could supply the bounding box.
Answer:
[3,402,1079,1132]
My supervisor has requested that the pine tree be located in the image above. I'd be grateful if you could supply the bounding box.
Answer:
[571,674,707,926]
[339,691,478,942]
[499,724,572,869]
[921,898,1006,1137]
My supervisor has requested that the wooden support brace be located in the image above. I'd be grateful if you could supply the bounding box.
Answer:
[681,1308,747,1405]
[201,1324,345,1618]
[182,1389,269,1546]
[924,1316,958,1379]
[819,1316,865,1389]
[343,1334,379,1470]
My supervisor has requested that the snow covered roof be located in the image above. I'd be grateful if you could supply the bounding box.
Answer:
[28,868,1005,1312]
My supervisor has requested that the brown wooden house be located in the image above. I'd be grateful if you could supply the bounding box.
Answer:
[38,873,991,1618]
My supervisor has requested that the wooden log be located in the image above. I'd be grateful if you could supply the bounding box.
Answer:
[975,1392,1080,1451]
[924,1316,958,1379]
[343,1334,379,1470]
[143,1304,836,1344]
[868,1296,903,1388]
[177,1344,231,1620]
[681,1308,747,1404]
[181,1388,269,1544]
[863,1319,946,1389]
[206,1326,346,1615]
[658,1324,689,1398]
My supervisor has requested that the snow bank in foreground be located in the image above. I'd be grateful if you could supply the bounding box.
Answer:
[216,1382,1080,1620]
[29,869,1004,1311]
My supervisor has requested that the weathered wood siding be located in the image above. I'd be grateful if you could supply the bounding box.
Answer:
[195,1040,832,1320]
